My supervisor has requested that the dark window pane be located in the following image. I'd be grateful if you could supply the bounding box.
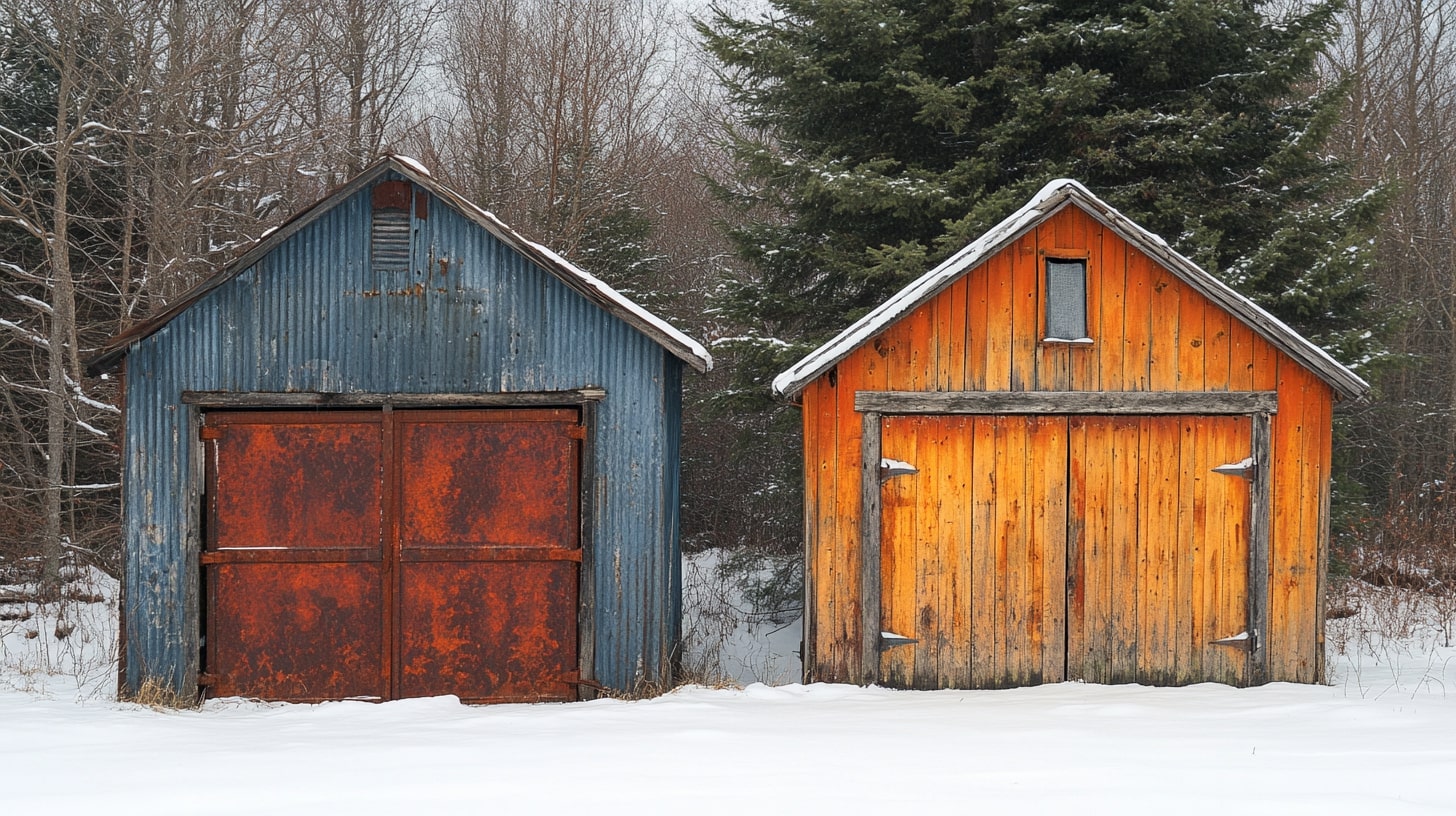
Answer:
[1046,260,1088,340]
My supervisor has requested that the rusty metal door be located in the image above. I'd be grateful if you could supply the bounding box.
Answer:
[202,407,582,703]
[395,409,581,703]
[202,412,388,701]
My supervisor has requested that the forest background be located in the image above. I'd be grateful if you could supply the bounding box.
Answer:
[2,0,1452,614]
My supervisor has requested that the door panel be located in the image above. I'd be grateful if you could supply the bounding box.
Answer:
[880,415,1067,689]
[396,410,581,703]
[1067,415,1251,685]
[879,412,1252,689]
[398,560,578,701]
[203,413,386,701]
[208,562,385,700]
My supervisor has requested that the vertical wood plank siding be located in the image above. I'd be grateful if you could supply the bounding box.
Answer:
[802,205,1335,685]
[122,172,683,694]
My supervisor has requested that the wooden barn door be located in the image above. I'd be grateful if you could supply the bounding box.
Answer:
[877,413,1254,688]
[202,407,582,703]
[1066,415,1253,686]
[879,415,1069,689]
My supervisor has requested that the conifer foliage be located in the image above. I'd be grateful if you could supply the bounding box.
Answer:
[701,0,1384,386]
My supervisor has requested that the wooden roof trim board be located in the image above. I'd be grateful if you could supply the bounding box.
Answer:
[87,154,713,375]
[771,179,1370,401]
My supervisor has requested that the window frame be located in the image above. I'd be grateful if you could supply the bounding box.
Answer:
[1040,251,1092,345]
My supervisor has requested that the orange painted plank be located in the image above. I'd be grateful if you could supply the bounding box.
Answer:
[983,246,1014,391]
[1202,415,1232,683]
[1147,265,1179,391]
[1018,416,1044,683]
[1009,235,1038,391]
[965,260,990,390]
[1188,417,1213,681]
[1121,250,1154,390]
[816,377,847,678]
[1175,418,1199,681]
[805,380,841,679]
[1036,416,1069,683]
[1251,335,1280,392]
[969,416,998,686]
[912,417,942,688]
[879,416,915,686]
[1228,321,1256,391]
[1203,299,1232,391]
[1109,416,1141,681]
[1065,417,1090,679]
[937,277,969,391]
[1176,285,1207,391]
[937,416,972,684]
[992,417,1022,683]
[1095,228,1127,391]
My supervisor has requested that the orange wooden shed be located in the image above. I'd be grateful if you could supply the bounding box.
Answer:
[773,180,1368,689]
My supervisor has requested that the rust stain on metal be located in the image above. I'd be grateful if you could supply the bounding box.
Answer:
[209,416,383,551]
[372,180,411,211]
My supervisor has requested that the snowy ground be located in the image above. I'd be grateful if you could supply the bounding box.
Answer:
[3,560,1456,814]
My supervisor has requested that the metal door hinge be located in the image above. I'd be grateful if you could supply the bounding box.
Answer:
[879,631,919,651]
[1211,630,1258,652]
[199,426,223,440]
[567,424,587,440]
[880,458,917,481]
[1212,457,1257,481]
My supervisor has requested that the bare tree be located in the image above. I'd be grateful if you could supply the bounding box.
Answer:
[273,0,441,185]
[0,0,133,590]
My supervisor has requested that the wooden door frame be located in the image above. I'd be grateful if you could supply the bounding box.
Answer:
[855,390,1275,687]
[187,389,604,700]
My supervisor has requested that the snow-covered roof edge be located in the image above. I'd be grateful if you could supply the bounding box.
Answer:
[772,179,1368,400]
[89,154,711,374]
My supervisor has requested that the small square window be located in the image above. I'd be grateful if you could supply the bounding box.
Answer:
[1045,259,1088,341]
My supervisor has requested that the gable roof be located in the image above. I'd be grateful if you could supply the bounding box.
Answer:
[772,179,1368,400]
[87,155,712,375]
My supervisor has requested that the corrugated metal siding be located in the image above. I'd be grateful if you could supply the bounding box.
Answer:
[122,172,684,694]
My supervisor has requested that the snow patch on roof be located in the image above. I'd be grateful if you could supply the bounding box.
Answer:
[390,153,432,177]
[523,236,714,371]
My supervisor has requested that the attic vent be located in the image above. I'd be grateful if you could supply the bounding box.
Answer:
[372,181,412,271]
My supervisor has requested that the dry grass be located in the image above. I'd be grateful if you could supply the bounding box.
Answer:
[117,677,202,710]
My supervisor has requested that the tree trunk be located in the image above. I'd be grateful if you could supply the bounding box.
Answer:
[42,50,79,595]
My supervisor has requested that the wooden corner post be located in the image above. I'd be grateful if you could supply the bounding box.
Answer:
[859,411,883,685]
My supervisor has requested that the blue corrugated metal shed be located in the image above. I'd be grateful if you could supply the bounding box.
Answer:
[89,156,711,701]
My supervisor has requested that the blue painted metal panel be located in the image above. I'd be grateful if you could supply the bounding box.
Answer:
[122,172,684,695]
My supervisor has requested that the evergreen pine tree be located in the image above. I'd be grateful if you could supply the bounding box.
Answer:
[701,0,1384,394]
